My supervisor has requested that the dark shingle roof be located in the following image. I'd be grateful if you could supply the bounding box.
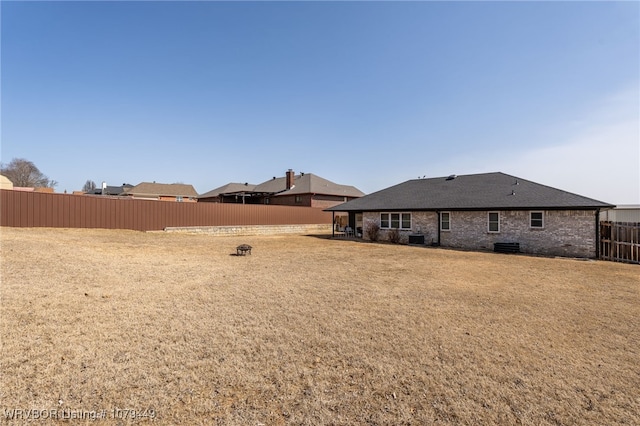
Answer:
[201,173,365,199]
[198,183,256,198]
[89,184,133,196]
[253,173,364,197]
[326,172,614,212]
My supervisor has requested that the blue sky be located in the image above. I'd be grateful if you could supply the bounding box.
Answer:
[2,1,638,204]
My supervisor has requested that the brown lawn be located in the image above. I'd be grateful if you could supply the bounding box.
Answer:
[1,227,638,425]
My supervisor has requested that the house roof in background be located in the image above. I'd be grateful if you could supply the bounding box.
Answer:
[89,184,133,196]
[124,182,198,198]
[0,174,14,190]
[253,173,365,197]
[326,172,615,212]
[200,172,365,199]
[198,182,257,198]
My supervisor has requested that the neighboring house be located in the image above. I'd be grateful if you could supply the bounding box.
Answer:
[0,174,53,193]
[11,187,53,193]
[199,169,365,209]
[197,182,258,204]
[122,182,198,202]
[0,175,14,190]
[600,205,640,223]
[326,172,614,258]
[87,183,134,196]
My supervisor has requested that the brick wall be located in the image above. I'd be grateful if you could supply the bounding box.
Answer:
[362,210,598,258]
[410,211,439,245]
[266,194,353,209]
[441,210,597,257]
[363,211,439,244]
[311,195,351,209]
[267,194,311,206]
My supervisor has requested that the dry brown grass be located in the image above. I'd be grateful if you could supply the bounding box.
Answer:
[1,227,638,425]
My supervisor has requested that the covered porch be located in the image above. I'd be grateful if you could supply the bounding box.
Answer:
[331,211,363,238]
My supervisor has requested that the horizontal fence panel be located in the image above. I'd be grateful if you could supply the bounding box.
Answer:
[0,190,333,231]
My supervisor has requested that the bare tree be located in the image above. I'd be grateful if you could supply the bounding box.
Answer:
[82,180,97,192]
[0,158,57,188]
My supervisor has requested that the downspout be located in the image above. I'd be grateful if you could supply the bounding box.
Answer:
[436,211,441,246]
[595,209,600,259]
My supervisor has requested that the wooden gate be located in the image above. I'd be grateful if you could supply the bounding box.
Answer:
[599,221,640,264]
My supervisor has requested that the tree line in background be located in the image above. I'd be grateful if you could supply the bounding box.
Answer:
[83,180,96,192]
[1,157,100,193]
[0,158,57,188]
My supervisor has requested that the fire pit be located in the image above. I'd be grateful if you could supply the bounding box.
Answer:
[236,244,252,256]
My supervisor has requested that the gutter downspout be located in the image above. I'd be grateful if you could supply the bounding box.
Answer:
[595,209,600,259]
[436,211,441,246]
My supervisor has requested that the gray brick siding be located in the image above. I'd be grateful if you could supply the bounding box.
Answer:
[363,210,598,258]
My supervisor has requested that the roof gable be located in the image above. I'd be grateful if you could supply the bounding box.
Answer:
[204,173,365,198]
[302,174,365,197]
[198,182,256,198]
[124,182,198,198]
[327,172,614,211]
[253,175,289,194]
[254,173,364,197]
[0,174,14,189]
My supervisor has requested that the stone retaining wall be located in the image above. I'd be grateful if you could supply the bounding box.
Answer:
[164,224,332,236]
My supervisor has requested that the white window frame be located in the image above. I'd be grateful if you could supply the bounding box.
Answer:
[530,211,544,229]
[381,213,390,228]
[440,212,451,231]
[380,212,412,230]
[401,213,411,229]
[488,211,500,233]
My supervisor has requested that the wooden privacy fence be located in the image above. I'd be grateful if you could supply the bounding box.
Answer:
[599,221,639,264]
[0,190,333,232]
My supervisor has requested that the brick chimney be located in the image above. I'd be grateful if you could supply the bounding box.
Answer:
[286,169,295,190]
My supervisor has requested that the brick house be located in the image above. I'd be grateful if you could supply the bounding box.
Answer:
[87,183,133,196]
[0,175,13,190]
[198,169,364,209]
[326,172,614,258]
[122,182,198,202]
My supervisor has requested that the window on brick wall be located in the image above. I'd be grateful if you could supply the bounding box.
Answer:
[440,212,451,231]
[530,211,544,228]
[488,212,500,233]
[380,212,411,229]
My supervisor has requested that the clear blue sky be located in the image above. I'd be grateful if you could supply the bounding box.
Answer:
[2,1,638,204]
